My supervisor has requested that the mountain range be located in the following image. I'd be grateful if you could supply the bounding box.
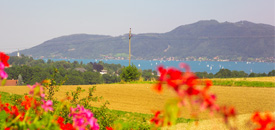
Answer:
[11,20,275,60]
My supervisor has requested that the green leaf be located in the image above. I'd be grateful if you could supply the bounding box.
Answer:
[0,111,8,122]
[164,98,180,126]
[1,79,7,86]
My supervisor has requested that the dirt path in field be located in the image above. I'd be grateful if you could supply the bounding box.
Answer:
[0,84,274,119]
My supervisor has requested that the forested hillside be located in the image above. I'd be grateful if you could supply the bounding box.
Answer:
[10,20,275,60]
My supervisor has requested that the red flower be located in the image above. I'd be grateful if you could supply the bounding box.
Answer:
[204,79,212,90]
[153,82,163,93]
[150,111,163,126]
[158,66,167,81]
[61,123,75,130]
[4,105,25,121]
[220,106,236,124]
[58,116,75,130]
[0,52,9,67]
[10,106,20,116]
[166,68,182,80]
[3,104,10,113]
[4,127,10,130]
[106,127,114,130]
[57,117,65,124]
[186,86,200,96]
[160,66,185,91]
[21,95,35,110]
[251,112,275,130]
[185,76,198,87]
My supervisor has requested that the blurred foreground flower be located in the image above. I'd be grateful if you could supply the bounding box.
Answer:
[0,52,9,67]
[251,112,275,130]
[0,52,9,83]
[151,63,236,127]
[28,83,45,98]
[0,62,8,79]
[41,100,53,112]
[58,116,75,130]
[70,105,99,130]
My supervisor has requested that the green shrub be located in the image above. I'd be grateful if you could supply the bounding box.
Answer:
[120,64,141,82]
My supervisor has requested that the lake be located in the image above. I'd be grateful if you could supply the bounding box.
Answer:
[47,59,275,74]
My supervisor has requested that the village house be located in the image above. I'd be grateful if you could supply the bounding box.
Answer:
[100,70,108,75]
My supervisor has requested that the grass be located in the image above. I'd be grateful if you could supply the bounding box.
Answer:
[114,80,157,84]
[211,76,275,82]
[0,91,21,104]
[210,76,275,87]
[212,80,275,87]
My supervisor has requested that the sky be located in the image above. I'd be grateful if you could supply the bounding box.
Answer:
[0,0,274,53]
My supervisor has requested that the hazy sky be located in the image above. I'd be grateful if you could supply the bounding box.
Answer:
[0,0,274,53]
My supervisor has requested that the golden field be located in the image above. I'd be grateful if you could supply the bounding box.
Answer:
[212,76,275,82]
[0,83,274,119]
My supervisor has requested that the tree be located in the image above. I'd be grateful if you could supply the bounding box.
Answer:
[83,71,102,84]
[92,62,104,72]
[268,70,275,76]
[85,63,94,71]
[214,69,232,78]
[66,75,85,85]
[249,72,256,77]
[120,64,141,82]
[142,69,158,81]
[17,74,24,85]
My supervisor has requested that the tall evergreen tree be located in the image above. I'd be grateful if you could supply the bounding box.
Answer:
[17,74,24,85]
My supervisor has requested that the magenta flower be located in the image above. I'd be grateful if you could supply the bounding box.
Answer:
[0,70,8,79]
[27,84,36,95]
[0,62,4,70]
[41,100,53,112]
[0,62,8,79]
[69,105,99,130]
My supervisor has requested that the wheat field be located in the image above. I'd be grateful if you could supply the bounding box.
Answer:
[0,83,274,119]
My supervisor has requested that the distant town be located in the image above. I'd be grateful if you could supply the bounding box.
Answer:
[97,55,275,63]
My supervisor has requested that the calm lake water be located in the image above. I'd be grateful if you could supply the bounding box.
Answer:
[47,59,275,74]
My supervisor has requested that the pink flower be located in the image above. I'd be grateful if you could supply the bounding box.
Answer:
[41,100,53,112]
[0,70,8,79]
[0,62,4,70]
[179,63,191,73]
[27,84,36,95]
[69,105,99,130]
[27,83,45,98]
[0,62,8,79]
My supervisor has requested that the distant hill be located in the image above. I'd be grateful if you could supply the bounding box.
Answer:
[10,20,275,60]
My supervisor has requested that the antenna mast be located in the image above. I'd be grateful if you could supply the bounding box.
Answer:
[129,28,131,66]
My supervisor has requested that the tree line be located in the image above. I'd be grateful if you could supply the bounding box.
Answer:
[5,55,275,85]
[6,55,158,85]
